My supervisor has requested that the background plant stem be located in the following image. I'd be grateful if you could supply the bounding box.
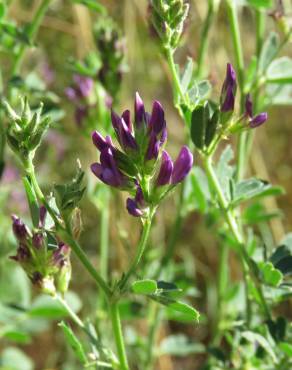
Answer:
[203,155,270,320]
[109,302,129,370]
[196,0,216,78]
[11,0,52,77]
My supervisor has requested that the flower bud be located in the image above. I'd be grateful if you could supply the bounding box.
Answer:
[156,150,173,186]
[220,63,237,113]
[171,146,193,184]
[11,215,29,242]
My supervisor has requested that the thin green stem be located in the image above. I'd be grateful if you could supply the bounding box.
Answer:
[109,302,129,370]
[203,155,271,320]
[225,0,244,91]
[55,294,85,329]
[11,0,51,77]
[120,215,153,289]
[100,190,110,281]
[196,0,216,78]
[255,9,265,60]
[144,302,161,370]
[165,47,186,107]
[23,157,111,297]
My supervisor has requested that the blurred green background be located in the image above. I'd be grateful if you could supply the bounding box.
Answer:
[1,0,292,369]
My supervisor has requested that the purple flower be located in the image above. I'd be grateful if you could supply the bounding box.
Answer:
[91,148,131,188]
[32,232,44,249]
[39,206,47,228]
[156,150,173,186]
[122,110,133,133]
[41,63,55,86]
[73,75,93,99]
[126,186,146,217]
[92,131,112,151]
[250,113,268,128]
[53,243,70,267]
[146,133,160,161]
[245,94,268,128]
[11,215,29,242]
[135,92,146,128]
[220,63,237,113]
[149,100,165,135]
[91,93,194,217]
[171,146,193,184]
[111,110,138,151]
[10,243,30,263]
[75,106,88,127]
[126,198,144,217]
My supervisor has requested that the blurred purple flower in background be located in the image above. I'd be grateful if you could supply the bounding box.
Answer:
[65,74,94,127]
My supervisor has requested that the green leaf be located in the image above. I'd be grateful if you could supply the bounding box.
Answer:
[247,0,272,8]
[157,281,180,292]
[72,0,106,13]
[2,329,31,344]
[279,342,292,357]
[231,178,284,207]
[150,295,199,322]
[159,334,205,356]
[188,80,211,107]
[216,145,234,201]
[258,261,283,286]
[59,321,87,364]
[266,84,292,106]
[131,279,157,295]
[0,2,6,19]
[241,331,277,363]
[258,32,279,74]
[1,347,34,370]
[181,57,194,94]
[244,56,257,92]
[270,243,292,276]
[267,57,292,84]
[243,202,282,224]
[190,103,209,150]
[23,176,39,228]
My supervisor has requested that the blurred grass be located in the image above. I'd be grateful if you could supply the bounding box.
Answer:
[2,0,292,369]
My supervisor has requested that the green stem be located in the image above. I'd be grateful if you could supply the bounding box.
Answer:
[156,182,185,278]
[144,303,161,370]
[55,294,85,329]
[215,242,228,340]
[100,190,110,282]
[196,0,216,78]
[203,155,270,320]
[165,47,186,107]
[226,0,247,181]
[11,0,51,77]
[255,9,265,60]
[109,302,129,370]
[23,157,111,297]
[226,0,244,91]
[121,216,153,289]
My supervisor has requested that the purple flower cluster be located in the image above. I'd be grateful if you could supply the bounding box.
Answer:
[10,210,71,295]
[91,93,193,217]
[65,75,94,126]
